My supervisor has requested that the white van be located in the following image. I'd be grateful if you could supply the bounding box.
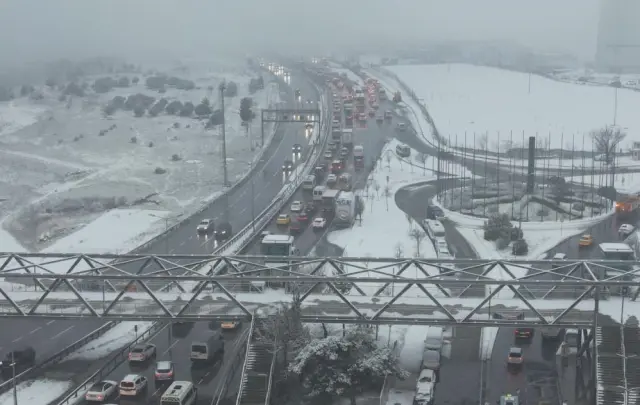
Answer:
[302,175,316,190]
[424,327,444,351]
[396,143,410,157]
[313,186,326,201]
[564,328,580,348]
[160,381,197,405]
[424,220,446,241]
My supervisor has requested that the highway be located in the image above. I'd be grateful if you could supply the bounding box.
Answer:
[0,68,317,392]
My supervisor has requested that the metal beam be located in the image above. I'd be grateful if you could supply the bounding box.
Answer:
[0,254,637,324]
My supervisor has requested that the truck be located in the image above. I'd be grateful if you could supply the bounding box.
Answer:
[334,191,356,228]
[321,189,340,215]
[353,144,364,168]
[342,129,353,146]
[259,234,299,288]
[332,129,342,140]
[615,196,640,219]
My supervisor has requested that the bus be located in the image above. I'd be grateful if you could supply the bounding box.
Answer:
[598,242,635,295]
[259,234,299,289]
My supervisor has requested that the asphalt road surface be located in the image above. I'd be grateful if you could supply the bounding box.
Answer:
[0,70,312,373]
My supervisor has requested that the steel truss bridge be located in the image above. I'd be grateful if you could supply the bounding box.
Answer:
[0,253,637,327]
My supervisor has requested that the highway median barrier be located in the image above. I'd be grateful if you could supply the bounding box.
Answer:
[0,321,120,397]
[53,322,167,405]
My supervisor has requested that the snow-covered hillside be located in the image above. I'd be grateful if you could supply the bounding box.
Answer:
[387,64,640,151]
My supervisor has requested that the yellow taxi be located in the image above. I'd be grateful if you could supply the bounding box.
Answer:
[221,321,241,330]
[579,234,593,247]
[276,214,291,225]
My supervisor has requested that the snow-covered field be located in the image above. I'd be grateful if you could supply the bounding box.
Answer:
[0,62,282,251]
[0,379,71,405]
[567,171,640,195]
[386,64,640,152]
[327,139,472,296]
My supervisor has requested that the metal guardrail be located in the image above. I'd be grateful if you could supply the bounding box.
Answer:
[235,313,257,405]
[264,337,277,405]
[55,322,167,405]
[0,321,119,395]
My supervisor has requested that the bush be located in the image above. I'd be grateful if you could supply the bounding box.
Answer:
[512,239,529,256]
[124,93,155,110]
[154,167,166,174]
[146,76,166,90]
[194,102,212,117]
[0,86,13,102]
[224,81,238,97]
[133,106,145,117]
[572,202,585,212]
[171,154,181,161]
[496,236,510,250]
[165,100,183,115]
[207,109,224,127]
[510,227,523,241]
[179,102,194,117]
[63,82,85,97]
[93,77,118,93]
[483,213,512,241]
[117,77,130,87]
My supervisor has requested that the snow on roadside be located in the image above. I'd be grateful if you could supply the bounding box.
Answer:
[327,63,366,87]
[0,101,45,137]
[567,172,640,195]
[0,379,71,405]
[398,326,428,373]
[65,321,154,361]
[0,225,27,252]
[327,139,472,297]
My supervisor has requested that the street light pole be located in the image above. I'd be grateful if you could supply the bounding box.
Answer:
[250,161,256,233]
[219,82,229,187]
[12,352,17,405]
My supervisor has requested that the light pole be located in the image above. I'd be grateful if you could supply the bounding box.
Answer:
[0,352,19,405]
[149,213,182,253]
[219,82,230,187]
[250,161,256,233]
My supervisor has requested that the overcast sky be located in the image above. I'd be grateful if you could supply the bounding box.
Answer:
[0,0,602,66]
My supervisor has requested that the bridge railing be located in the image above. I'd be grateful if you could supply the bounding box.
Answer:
[235,312,257,405]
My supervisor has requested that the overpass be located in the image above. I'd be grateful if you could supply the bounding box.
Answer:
[0,253,636,326]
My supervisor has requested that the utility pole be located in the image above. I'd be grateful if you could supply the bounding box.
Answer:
[219,82,229,187]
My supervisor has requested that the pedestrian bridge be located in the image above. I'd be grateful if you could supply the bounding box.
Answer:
[0,253,633,326]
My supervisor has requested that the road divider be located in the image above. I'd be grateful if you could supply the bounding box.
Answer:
[0,321,119,397]
[54,322,167,405]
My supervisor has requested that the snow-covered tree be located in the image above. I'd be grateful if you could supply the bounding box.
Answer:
[288,326,407,405]
[254,288,308,364]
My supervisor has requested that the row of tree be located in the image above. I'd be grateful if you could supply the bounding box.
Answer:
[254,293,406,405]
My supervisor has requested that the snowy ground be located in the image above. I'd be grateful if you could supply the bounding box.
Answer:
[386,64,640,151]
[65,321,154,361]
[0,379,71,405]
[0,63,282,251]
[326,62,366,87]
[327,138,472,297]
[567,172,640,195]
[435,200,613,359]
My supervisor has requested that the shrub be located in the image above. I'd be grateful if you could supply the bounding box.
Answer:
[154,167,166,174]
[483,213,512,241]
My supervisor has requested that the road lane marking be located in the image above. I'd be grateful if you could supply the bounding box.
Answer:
[169,249,175,254]
[162,339,180,355]
[51,325,74,339]
[11,337,22,343]
[29,327,42,334]
[152,386,164,397]
[46,320,55,325]
[179,241,186,246]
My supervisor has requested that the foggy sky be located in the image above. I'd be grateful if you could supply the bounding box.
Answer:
[0,0,601,66]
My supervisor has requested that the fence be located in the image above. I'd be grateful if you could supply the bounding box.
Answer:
[235,313,257,405]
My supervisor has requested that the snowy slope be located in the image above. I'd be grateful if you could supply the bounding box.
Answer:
[387,64,640,151]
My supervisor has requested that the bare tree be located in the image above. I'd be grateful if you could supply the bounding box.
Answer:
[368,193,375,212]
[416,152,429,174]
[477,133,488,150]
[385,152,392,170]
[591,126,627,165]
[405,212,413,229]
[409,228,426,257]
[502,139,514,152]
[383,185,392,211]
[373,181,381,199]
[254,289,309,364]
[397,155,403,171]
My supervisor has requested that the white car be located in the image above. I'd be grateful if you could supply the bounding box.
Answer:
[197,219,214,233]
[290,201,303,212]
[119,374,148,397]
[326,174,337,185]
[128,344,157,362]
[416,369,436,397]
[312,217,327,229]
[85,380,118,402]
[619,224,634,235]
[438,247,453,259]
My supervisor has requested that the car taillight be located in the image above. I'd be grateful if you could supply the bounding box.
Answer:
[128,353,133,360]
[96,395,103,401]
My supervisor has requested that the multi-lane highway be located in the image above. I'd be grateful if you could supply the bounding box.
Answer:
[0,68,320,396]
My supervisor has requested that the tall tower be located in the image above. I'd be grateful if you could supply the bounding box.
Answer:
[595,0,640,72]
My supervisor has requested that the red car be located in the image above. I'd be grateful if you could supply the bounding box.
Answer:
[297,213,309,223]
